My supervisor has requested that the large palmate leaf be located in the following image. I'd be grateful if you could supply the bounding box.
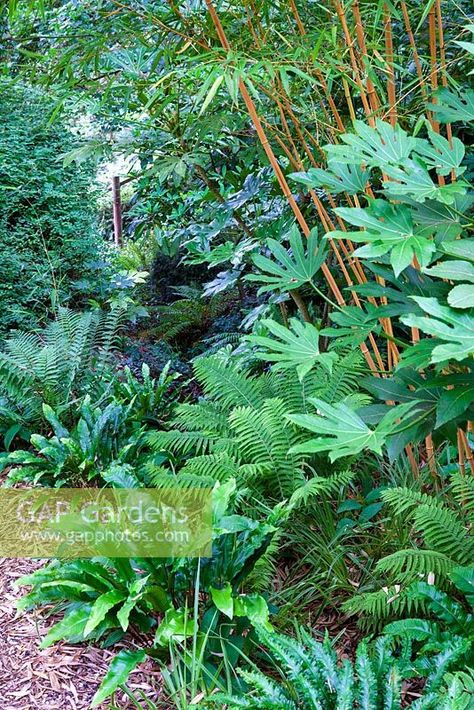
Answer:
[287,399,421,461]
[383,161,467,205]
[423,260,474,283]
[402,297,474,363]
[415,130,466,177]
[321,303,381,345]
[246,318,337,380]
[447,284,474,309]
[246,226,325,294]
[290,161,370,195]
[440,239,474,261]
[327,119,416,168]
[331,201,435,276]
[427,88,474,123]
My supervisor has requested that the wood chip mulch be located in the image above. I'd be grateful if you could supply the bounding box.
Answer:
[0,557,165,710]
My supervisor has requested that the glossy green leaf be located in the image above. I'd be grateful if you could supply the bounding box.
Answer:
[288,399,421,461]
[210,582,234,619]
[402,297,474,363]
[90,649,146,708]
[247,226,325,294]
[84,589,127,638]
[246,318,337,380]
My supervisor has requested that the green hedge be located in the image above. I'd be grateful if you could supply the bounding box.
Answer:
[0,85,101,332]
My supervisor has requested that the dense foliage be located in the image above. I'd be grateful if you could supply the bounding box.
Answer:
[0,84,102,331]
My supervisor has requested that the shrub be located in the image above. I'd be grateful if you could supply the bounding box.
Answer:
[0,84,101,332]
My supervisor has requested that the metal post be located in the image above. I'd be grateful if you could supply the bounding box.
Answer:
[112,176,123,247]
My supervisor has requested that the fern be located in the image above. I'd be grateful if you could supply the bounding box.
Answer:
[228,398,306,497]
[344,477,474,623]
[0,306,126,437]
[206,624,464,709]
[375,550,456,581]
[193,355,265,409]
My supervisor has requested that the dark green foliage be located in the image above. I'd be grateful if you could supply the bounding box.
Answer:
[205,623,473,709]
[0,307,126,444]
[0,84,101,331]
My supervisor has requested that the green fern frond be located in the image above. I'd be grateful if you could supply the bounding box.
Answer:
[342,586,426,622]
[172,402,229,434]
[450,472,474,518]
[289,470,355,510]
[229,398,305,497]
[413,504,474,564]
[381,487,443,518]
[146,429,217,456]
[375,549,455,582]
[194,355,265,409]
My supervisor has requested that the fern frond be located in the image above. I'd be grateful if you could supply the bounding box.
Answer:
[229,398,305,496]
[289,470,355,510]
[146,429,217,456]
[450,472,474,519]
[342,586,426,623]
[179,452,267,485]
[381,487,443,518]
[413,504,474,564]
[194,355,265,409]
[375,549,456,582]
[172,402,229,434]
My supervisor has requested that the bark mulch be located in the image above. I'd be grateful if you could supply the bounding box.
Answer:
[0,557,164,710]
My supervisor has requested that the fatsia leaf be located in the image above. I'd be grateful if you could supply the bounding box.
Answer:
[290,162,369,195]
[287,399,421,462]
[246,226,325,294]
[423,260,474,283]
[426,88,474,123]
[321,303,381,345]
[90,649,146,708]
[326,119,416,167]
[331,201,435,276]
[447,284,474,309]
[402,297,474,363]
[435,385,474,427]
[383,161,467,205]
[246,318,337,380]
[415,130,466,177]
[440,239,474,262]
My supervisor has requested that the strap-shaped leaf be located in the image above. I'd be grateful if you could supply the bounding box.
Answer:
[247,226,325,294]
[246,318,337,380]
